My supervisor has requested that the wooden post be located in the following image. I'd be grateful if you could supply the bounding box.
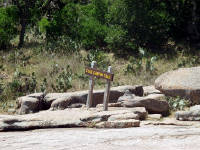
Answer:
[103,66,112,111]
[86,61,96,108]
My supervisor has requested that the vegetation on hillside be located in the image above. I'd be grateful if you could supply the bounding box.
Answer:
[0,0,200,113]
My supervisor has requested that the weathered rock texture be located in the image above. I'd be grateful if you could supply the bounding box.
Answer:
[95,119,140,128]
[108,113,139,121]
[148,114,162,120]
[96,103,122,108]
[176,105,200,121]
[143,85,162,95]
[155,67,200,104]
[16,93,45,115]
[49,85,143,110]
[0,107,147,131]
[118,93,169,116]
[81,107,147,122]
[16,85,143,114]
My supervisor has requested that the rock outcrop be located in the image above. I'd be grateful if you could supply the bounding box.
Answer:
[155,67,200,104]
[118,93,169,116]
[49,85,143,110]
[16,93,45,115]
[16,85,144,114]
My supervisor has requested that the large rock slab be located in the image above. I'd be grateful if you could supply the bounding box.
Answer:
[49,85,143,110]
[0,109,88,131]
[119,94,169,116]
[81,107,147,121]
[0,107,147,131]
[155,67,200,104]
[176,105,200,121]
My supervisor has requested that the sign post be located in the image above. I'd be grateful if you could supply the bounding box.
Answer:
[103,66,112,111]
[85,63,114,110]
[86,61,96,108]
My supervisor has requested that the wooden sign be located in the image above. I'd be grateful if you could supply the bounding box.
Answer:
[85,61,114,111]
[85,67,114,81]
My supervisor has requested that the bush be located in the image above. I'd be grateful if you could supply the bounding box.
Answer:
[0,6,18,49]
[84,49,110,69]
[8,70,37,98]
[79,17,107,49]
[38,17,50,33]
[166,96,191,111]
[124,48,157,75]
[105,25,128,50]
[51,65,73,92]
[45,36,81,54]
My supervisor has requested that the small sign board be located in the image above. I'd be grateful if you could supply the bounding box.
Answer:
[85,67,114,81]
[85,62,114,111]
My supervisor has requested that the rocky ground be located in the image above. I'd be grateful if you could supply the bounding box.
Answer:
[1,67,200,149]
[1,125,200,150]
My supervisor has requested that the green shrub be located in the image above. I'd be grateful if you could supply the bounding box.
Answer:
[51,65,73,92]
[124,56,142,75]
[105,25,127,50]
[45,36,80,54]
[84,49,110,69]
[8,70,37,98]
[0,6,18,49]
[40,78,47,93]
[38,18,50,33]
[7,49,32,66]
[166,96,191,111]
[124,48,157,75]
[79,17,107,49]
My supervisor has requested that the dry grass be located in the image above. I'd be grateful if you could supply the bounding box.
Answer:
[1,39,200,113]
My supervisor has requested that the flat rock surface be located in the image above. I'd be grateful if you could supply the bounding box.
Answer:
[141,117,200,127]
[0,107,147,131]
[1,125,200,150]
